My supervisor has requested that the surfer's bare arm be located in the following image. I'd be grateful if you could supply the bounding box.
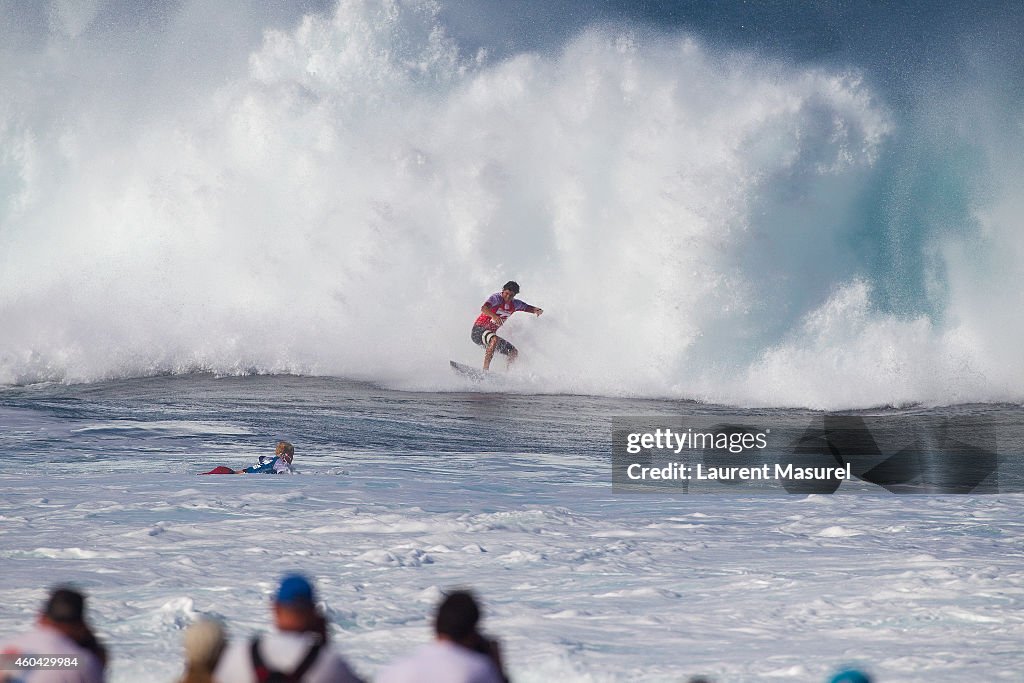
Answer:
[482,304,503,326]
[521,304,543,316]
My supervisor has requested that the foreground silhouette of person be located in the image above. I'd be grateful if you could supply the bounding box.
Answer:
[214,574,362,683]
[0,585,107,683]
[177,617,226,683]
[377,590,508,683]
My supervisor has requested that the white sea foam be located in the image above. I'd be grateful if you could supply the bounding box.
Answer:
[0,1,1021,409]
[3,468,1020,682]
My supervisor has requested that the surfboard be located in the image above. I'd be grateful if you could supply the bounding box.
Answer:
[199,466,237,475]
[450,360,488,381]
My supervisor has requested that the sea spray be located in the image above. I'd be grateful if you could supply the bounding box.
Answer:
[1,0,1018,409]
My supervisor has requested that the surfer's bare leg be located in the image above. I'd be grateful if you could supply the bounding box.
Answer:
[483,337,499,370]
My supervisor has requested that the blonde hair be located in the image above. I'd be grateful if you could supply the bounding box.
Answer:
[275,441,295,462]
[182,617,226,672]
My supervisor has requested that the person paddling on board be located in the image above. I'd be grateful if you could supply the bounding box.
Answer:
[235,440,295,474]
[471,281,543,370]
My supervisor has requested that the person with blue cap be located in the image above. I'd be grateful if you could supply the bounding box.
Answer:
[213,574,363,683]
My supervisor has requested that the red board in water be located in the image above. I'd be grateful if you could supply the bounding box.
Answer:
[199,466,236,475]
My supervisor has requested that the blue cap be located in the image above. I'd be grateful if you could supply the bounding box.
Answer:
[829,670,871,683]
[275,574,315,606]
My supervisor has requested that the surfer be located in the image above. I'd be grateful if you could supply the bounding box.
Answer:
[471,281,543,370]
[236,440,295,474]
[198,441,295,475]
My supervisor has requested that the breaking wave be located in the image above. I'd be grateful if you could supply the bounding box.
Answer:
[1,0,1022,409]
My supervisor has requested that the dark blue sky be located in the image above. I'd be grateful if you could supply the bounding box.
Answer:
[437,0,1024,106]
[4,0,1022,102]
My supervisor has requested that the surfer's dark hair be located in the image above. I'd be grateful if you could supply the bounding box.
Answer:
[502,281,520,294]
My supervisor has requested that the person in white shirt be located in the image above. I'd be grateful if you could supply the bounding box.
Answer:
[376,591,507,683]
[0,586,106,683]
[213,574,362,683]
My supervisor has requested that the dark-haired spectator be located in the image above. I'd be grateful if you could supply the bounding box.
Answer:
[376,590,507,683]
[0,585,106,682]
[214,574,362,683]
[177,617,226,683]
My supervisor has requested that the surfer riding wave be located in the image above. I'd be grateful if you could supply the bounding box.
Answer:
[470,281,543,370]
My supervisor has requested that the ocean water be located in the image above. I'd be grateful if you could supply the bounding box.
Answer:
[3,1,1024,681]
[2,375,1024,683]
